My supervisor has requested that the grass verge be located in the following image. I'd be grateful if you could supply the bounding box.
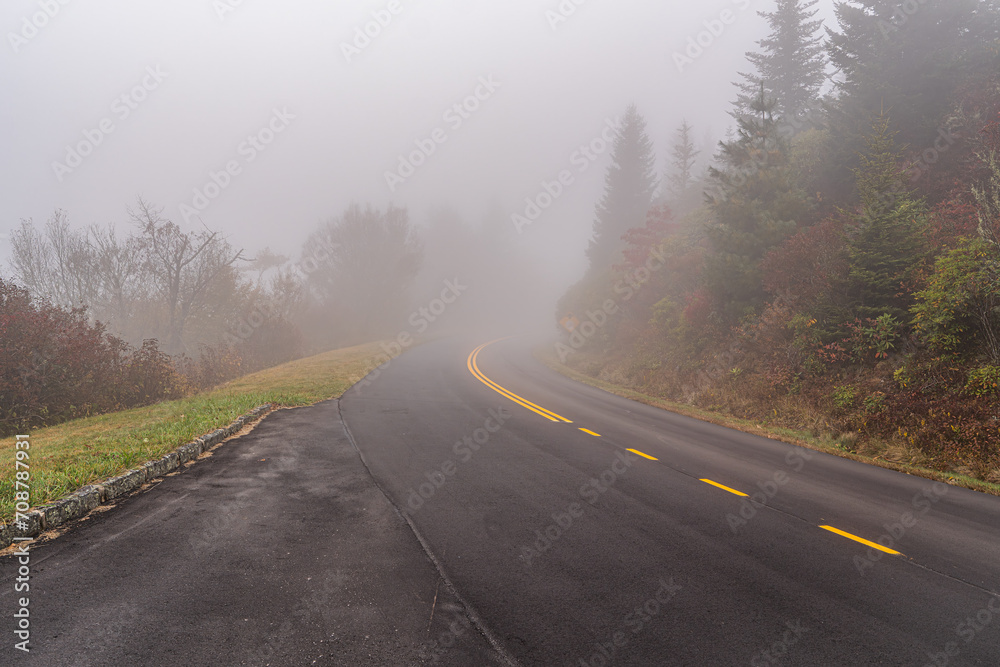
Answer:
[1,342,388,524]
[536,346,1000,498]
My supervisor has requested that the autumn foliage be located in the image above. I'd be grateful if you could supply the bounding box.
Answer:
[0,278,183,437]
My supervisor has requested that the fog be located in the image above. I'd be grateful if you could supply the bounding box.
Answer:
[1,0,838,344]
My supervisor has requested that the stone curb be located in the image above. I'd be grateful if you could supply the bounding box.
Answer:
[1,404,272,549]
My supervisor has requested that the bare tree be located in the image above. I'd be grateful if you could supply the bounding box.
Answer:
[8,219,50,299]
[9,210,94,308]
[129,198,244,353]
[268,268,305,321]
[88,222,148,329]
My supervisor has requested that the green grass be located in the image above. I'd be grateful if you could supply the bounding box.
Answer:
[1,342,389,524]
[536,346,1000,498]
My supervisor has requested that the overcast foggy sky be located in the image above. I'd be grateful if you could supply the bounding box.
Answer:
[1,0,839,286]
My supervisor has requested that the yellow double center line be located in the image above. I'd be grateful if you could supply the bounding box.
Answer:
[467,340,573,423]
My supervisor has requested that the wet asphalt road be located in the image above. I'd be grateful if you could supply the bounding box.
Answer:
[340,336,1000,666]
[1,334,998,666]
[0,399,504,666]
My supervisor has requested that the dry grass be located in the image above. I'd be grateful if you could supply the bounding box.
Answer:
[537,345,1000,497]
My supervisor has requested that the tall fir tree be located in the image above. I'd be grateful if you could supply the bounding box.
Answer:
[734,0,827,117]
[587,105,658,272]
[666,120,700,203]
[706,87,813,322]
[844,112,927,323]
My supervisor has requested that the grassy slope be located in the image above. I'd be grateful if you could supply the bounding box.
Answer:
[535,347,1000,498]
[1,342,387,523]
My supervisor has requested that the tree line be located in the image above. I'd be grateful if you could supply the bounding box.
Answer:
[560,0,1000,479]
[2,200,427,436]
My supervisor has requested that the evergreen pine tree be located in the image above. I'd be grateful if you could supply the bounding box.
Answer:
[586,105,658,272]
[666,120,700,202]
[706,87,813,321]
[844,112,927,322]
[734,0,827,118]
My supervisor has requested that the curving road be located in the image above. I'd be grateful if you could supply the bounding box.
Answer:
[340,335,1000,666]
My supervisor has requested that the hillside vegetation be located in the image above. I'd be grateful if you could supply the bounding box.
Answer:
[557,0,1000,483]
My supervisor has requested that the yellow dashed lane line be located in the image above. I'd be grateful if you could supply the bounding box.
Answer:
[700,478,750,497]
[820,525,903,555]
[470,340,903,560]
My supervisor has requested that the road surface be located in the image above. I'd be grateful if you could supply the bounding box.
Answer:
[340,335,1000,666]
[0,399,504,666]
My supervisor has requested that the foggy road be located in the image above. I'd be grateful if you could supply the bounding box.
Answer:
[340,336,1000,666]
[6,1,1000,664]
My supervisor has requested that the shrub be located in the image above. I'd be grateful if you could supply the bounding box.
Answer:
[863,391,886,414]
[831,385,857,410]
[120,339,183,406]
[893,366,911,389]
[912,237,1000,362]
[190,344,244,390]
[966,365,1000,397]
[0,278,182,436]
[845,314,901,363]
[864,389,999,467]
[762,216,847,308]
